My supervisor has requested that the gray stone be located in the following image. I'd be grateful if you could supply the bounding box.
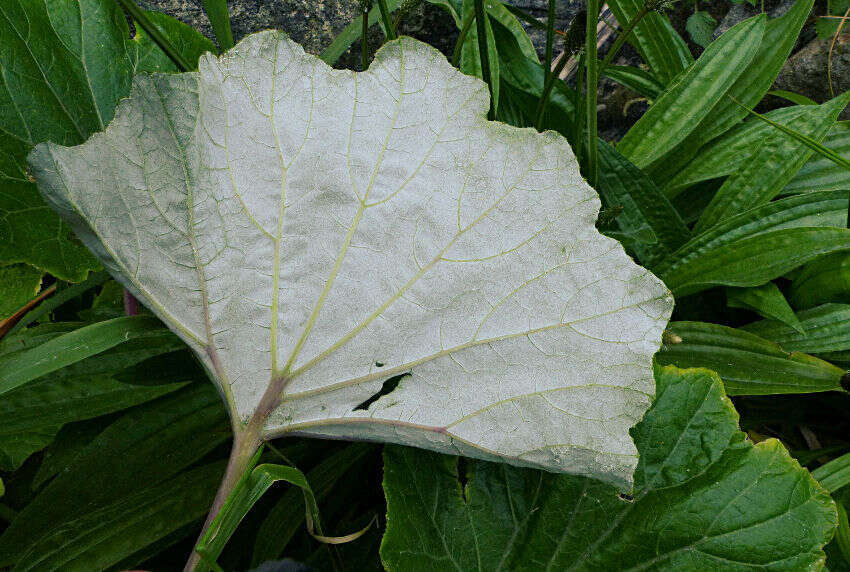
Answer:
[773,35,850,117]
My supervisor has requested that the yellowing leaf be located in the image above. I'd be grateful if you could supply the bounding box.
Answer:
[29,32,672,488]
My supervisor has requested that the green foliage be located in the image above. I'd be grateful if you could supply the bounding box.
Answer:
[381,367,836,570]
[1,0,849,569]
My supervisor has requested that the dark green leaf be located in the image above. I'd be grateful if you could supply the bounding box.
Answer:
[657,322,844,394]
[0,265,41,321]
[0,383,229,566]
[726,282,805,334]
[601,64,665,100]
[606,0,693,84]
[696,94,850,232]
[785,121,850,194]
[618,16,765,169]
[200,0,234,51]
[744,303,850,354]
[791,252,850,309]
[596,140,690,268]
[813,452,850,493]
[132,9,217,72]
[686,11,717,48]
[0,316,167,397]
[381,366,837,569]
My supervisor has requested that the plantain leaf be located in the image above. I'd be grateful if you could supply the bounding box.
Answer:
[744,303,850,355]
[695,93,850,232]
[726,282,805,334]
[132,9,217,73]
[656,321,844,395]
[617,16,765,169]
[686,11,717,48]
[380,366,837,570]
[790,252,850,310]
[785,121,850,194]
[28,32,673,488]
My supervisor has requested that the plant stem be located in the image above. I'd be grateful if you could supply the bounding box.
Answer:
[542,0,557,120]
[377,0,397,40]
[115,0,191,71]
[473,0,495,119]
[584,0,600,187]
[535,11,586,130]
[362,4,370,70]
[452,10,477,67]
[573,51,586,159]
[184,375,286,571]
[600,5,649,72]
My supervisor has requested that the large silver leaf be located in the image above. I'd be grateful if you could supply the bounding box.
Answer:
[29,31,672,488]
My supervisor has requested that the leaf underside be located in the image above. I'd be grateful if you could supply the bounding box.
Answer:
[29,32,672,488]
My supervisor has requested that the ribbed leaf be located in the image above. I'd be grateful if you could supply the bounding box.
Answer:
[785,121,850,193]
[656,322,844,395]
[596,140,690,268]
[648,0,814,182]
[601,64,665,100]
[696,93,850,232]
[618,16,765,168]
[726,282,805,334]
[744,303,850,354]
[0,384,229,566]
[790,252,850,309]
[606,0,692,84]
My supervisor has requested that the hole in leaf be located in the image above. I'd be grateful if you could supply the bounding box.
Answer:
[354,372,410,411]
[618,493,634,502]
[375,361,384,367]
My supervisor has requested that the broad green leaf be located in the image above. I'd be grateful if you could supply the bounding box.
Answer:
[726,282,805,334]
[29,32,673,488]
[132,10,217,73]
[647,0,814,182]
[617,16,765,169]
[606,0,693,84]
[0,264,42,320]
[0,0,139,281]
[791,252,850,309]
[0,316,166,397]
[656,322,844,395]
[200,0,234,51]
[0,383,229,565]
[596,140,690,268]
[380,366,837,570]
[686,11,717,48]
[696,93,850,232]
[785,121,850,194]
[744,303,850,354]
[15,461,225,572]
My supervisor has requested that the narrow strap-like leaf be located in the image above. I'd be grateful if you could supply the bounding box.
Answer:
[200,0,234,51]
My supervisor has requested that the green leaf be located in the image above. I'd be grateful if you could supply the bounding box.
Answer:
[596,140,690,268]
[663,227,850,297]
[460,0,500,111]
[686,11,717,48]
[790,252,850,310]
[696,93,850,232]
[662,106,815,197]
[252,443,373,565]
[0,264,41,321]
[320,0,405,65]
[15,461,225,572]
[8,270,110,335]
[0,316,167,397]
[727,282,805,334]
[0,0,139,281]
[380,366,837,569]
[132,9,216,73]
[606,0,693,84]
[769,89,819,106]
[200,0,234,51]
[744,303,850,354]
[617,16,765,169]
[785,121,850,194]
[656,322,844,395]
[814,452,850,493]
[29,32,672,487]
[601,64,665,100]
[0,383,229,566]
[648,0,814,182]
